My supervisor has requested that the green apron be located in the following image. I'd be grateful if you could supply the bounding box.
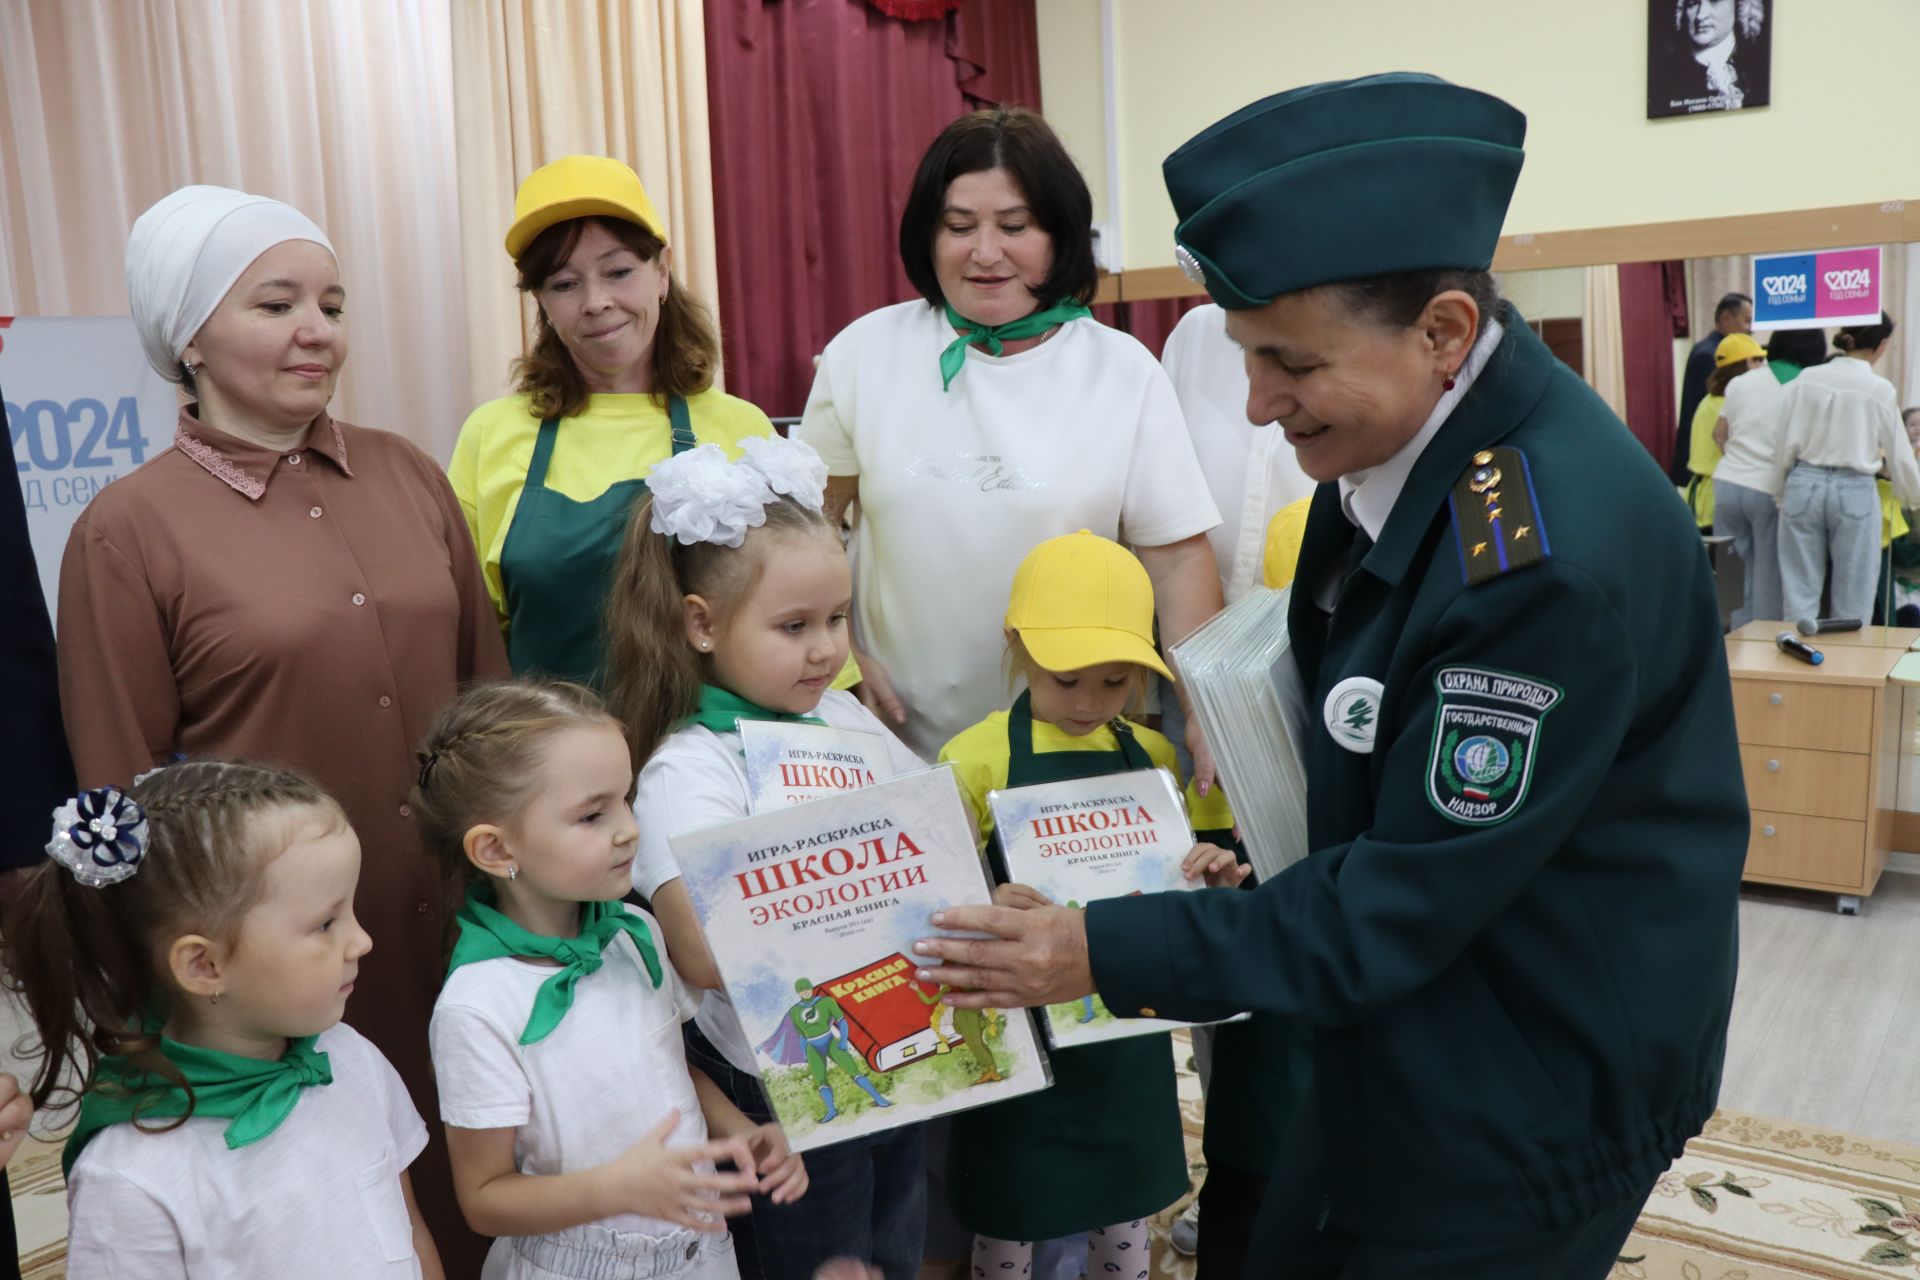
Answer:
[498,396,694,686]
[946,691,1190,1239]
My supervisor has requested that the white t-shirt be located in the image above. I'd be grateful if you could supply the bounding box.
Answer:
[631,690,926,1074]
[430,907,708,1261]
[1713,367,1788,497]
[798,301,1220,758]
[1776,357,1920,505]
[1161,304,1316,601]
[65,1024,428,1279]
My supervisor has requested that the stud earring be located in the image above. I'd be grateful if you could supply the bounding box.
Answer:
[181,358,197,377]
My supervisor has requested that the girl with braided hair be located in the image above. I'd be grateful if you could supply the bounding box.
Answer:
[413,678,806,1280]
[3,760,443,1277]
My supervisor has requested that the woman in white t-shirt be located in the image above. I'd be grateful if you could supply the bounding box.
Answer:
[798,107,1223,771]
[1774,312,1920,624]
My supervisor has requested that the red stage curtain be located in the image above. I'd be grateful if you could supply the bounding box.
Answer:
[704,0,1041,420]
[1617,260,1688,464]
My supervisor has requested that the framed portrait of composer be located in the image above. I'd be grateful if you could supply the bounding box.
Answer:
[1648,0,1772,118]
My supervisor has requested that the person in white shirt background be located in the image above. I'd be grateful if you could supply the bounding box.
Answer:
[1775,312,1920,624]
[1710,336,1788,629]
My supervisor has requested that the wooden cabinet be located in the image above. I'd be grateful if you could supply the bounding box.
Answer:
[1723,630,1918,907]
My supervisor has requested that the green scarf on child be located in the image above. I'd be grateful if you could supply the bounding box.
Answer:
[446,892,663,1045]
[64,1033,332,1177]
[683,684,825,736]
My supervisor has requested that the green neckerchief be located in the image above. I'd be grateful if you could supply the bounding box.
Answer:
[447,892,663,1045]
[684,684,825,736]
[63,1033,331,1178]
[939,300,1093,391]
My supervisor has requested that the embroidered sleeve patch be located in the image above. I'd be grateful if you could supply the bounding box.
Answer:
[1425,666,1563,826]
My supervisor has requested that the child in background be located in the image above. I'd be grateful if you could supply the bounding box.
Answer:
[606,435,929,1280]
[5,762,442,1277]
[415,679,806,1280]
[936,530,1246,1278]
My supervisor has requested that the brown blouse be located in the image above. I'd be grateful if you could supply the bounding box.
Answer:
[56,406,507,1268]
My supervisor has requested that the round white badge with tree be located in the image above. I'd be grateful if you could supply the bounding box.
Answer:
[1323,676,1385,753]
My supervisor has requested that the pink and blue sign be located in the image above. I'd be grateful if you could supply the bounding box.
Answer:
[1751,246,1882,331]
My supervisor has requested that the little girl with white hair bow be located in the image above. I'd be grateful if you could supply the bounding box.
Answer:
[603,434,931,1280]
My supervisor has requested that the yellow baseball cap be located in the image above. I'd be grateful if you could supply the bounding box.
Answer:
[1715,332,1766,367]
[1005,531,1174,681]
[505,155,667,260]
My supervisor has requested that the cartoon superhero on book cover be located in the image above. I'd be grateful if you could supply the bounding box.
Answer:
[759,977,895,1122]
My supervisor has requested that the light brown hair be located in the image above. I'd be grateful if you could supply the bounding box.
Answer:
[1002,632,1151,720]
[409,680,619,955]
[603,494,840,768]
[3,762,341,1124]
[511,216,720,420]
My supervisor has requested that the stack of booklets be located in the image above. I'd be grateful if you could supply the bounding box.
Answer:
[673,764,1051,1153]
[1168,585,1312,881]
[988,767,1241,1048]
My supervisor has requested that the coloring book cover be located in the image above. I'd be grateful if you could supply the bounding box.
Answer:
[673,767,1050,1152]
[739,720,896,815]
[990,767,1224,1048]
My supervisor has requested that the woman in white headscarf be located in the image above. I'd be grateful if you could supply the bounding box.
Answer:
[56,184,507,1275]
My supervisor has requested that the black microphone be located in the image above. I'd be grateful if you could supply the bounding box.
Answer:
[1776,631,1825,665]
[1797,617,1864,636]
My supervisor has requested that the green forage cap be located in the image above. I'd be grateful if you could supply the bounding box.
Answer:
[796,977,814,992]
[1163,72,1526,309]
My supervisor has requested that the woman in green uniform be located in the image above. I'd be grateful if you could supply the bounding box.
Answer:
[917,74,1749,1279]
[451,155,776,685]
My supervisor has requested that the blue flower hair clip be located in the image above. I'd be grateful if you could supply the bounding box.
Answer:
[47,787,150,888]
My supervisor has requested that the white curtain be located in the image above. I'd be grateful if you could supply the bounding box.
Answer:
[0,0,469,459]
[1582,265,1628,420]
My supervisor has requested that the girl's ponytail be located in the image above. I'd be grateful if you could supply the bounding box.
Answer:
[2,762,337,1124]
[4,861,173,1113]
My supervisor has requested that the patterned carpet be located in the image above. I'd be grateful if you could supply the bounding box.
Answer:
[12,1042,1920,1279]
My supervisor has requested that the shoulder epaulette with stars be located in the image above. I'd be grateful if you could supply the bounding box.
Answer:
[1447,447,1550,586]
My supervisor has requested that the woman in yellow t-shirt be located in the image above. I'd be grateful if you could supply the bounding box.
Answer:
[450,156,775,686]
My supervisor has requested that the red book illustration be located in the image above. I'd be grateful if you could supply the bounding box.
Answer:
[817,953,958,1073]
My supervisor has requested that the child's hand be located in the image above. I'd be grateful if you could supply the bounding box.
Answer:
[603,1111,759,1231]
[0,1074,31,1168]
[991,882,1054,911]
[1182,842,1251,889]
[745,1122,808,1205]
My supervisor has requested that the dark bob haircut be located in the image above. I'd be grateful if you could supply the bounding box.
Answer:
[898,107,1097,313]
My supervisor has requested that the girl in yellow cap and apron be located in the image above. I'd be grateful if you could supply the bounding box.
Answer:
[936,531,1242,1276]
[450,156,778,688]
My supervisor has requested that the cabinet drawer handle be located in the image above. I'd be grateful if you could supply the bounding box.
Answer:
[1769,692,1784,706]
[1767,759,1781,772]
[1762,824,1777,837]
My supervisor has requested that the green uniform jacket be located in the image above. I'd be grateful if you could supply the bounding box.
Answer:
[1087,311,1748,1244]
